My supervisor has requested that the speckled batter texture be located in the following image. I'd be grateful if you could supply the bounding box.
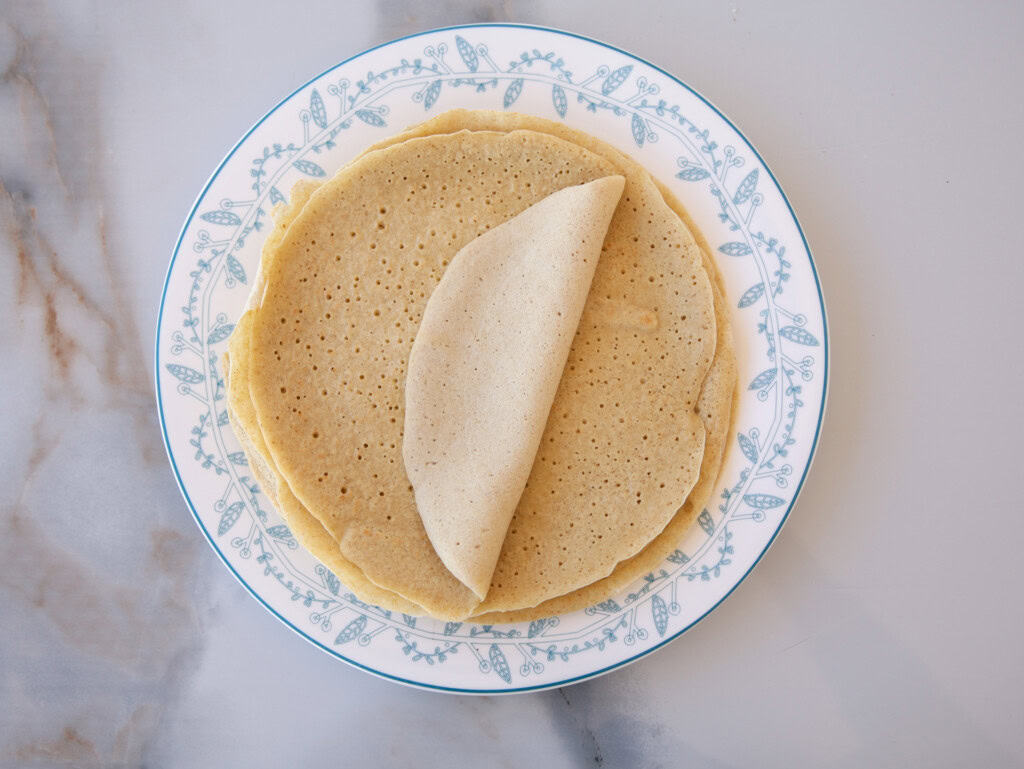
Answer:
[223,112,736,621]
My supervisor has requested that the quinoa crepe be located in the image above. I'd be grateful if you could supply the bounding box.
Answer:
[224,111,735,620]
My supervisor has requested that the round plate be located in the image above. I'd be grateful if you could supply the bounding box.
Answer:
[156,23,827,693]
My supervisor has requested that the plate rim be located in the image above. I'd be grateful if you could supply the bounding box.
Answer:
[154,21,830,694]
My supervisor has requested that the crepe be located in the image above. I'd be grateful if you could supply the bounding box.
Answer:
[404,176,625,599]
[226,312,425,615]
[360,112,735,618]
[224,111,737,621]
[237,126,716,619]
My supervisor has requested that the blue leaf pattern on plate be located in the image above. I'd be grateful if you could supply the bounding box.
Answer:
[601,64,632,95]
[217,501,244,536]
[651,594,669,637]
[165,363,204,384]
[503,79,524,108]
[423,80,442,110]
[226,254,247,284]
[676,165,710,181]
[732,168,759,205]
[227,451,247,465]
[355,109,387,127]
[335,614,367,644]
[455,35,479,72]
[489,644,512,683]
[748,368,777,391]
[778,325,819,346]
[718,242,752,256]
[631,112,646,147]
[528,618,555,638]
[292,159,326,177]
[666,549,689,565]
[551,84,567,118]
[269,186,286,206]
[266,524,292,540]
[309,88,328,129]
[207,323,235,345]
[200,210,242,227]
[697,509,714,536]
[737,283,765,308]
[738,433,758,462]
[743,493,785,509]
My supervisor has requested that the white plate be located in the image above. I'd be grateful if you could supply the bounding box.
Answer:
[156,23,827,693]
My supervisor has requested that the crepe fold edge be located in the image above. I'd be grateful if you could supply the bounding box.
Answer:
[403,176,626,598]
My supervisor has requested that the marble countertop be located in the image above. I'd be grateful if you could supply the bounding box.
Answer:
[2,1,1023,766]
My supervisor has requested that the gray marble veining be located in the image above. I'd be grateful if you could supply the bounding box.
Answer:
[1,13,207,766]
[2,1,1023,767]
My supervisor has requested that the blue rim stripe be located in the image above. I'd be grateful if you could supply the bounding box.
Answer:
[154,22,829,695]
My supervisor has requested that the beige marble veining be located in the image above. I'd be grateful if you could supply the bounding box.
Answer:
[1,13,207,766]
[1,1,1023,766]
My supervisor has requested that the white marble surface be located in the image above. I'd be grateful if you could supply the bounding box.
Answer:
[2,0,1023,766]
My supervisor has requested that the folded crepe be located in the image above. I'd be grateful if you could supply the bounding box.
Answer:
[404,176,625,599]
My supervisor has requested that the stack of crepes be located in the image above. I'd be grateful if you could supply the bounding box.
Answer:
[224,110,736,622]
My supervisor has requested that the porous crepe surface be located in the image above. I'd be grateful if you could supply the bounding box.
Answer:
[227,112,737,620]
[474,263,735,622]
[246,127,715,619]
[226,311,424,615]
[404,176,625,599]
[227,184,425,614]
[227,215,733,621]
[227,178,428,616]
[248,129,615,618]
[359,111,736,620]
